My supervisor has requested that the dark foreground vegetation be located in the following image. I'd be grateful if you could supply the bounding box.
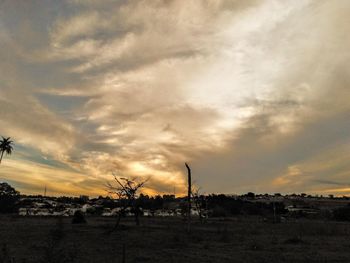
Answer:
[2,152,350,262]
[1,215,350,263]
[3,181,350,262]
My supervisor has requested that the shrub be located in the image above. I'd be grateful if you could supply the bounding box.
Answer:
[71,210,86,224]
[0,183,19,213]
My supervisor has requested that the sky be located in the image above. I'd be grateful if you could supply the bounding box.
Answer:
[0,0,350,197]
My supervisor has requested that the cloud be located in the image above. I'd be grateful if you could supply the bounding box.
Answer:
[0,0,350,196]
[0,93,76,156]
[50,11,108,47]
[0,158,104,196]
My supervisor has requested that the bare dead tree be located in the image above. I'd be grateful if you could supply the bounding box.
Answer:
[107,173,147,232]
[185,163,191,234]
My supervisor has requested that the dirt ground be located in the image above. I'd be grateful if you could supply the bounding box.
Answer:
[1,215,350,263]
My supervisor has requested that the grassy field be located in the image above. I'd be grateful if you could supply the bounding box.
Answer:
[1,215,350,262]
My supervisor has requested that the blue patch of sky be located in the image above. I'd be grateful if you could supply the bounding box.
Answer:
[14,144,79,173]
[0,0,76,34]
[36,93,89,115]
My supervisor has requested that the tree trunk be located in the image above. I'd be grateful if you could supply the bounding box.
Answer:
[134,206,140,226]
[109,212,123,233]
[0,151,4,164]
[109,202,128,233]
[185,163,191,234]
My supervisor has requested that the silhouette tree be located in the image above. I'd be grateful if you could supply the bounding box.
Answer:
[107,173,147,231]
[0,137,13,164]
[0,182,19,213]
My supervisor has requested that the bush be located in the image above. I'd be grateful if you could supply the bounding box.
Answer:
[0,182,19,213]
[72,210,86,224]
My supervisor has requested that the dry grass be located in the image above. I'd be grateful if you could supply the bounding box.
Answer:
[1,215,350,262]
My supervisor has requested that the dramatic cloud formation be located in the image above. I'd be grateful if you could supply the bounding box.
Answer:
[0,0,349,196]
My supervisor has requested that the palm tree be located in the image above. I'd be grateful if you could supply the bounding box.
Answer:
[0,137,14,164]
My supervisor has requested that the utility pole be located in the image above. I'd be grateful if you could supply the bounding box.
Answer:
[185,163,191,234]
